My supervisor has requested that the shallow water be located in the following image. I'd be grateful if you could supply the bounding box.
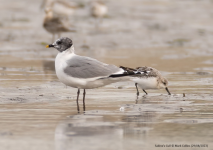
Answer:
[1,51,213,150]
[1,0,213,150]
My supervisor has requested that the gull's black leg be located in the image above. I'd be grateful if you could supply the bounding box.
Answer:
[165,87,171,95]
[83,89,86,112]
[76,89,80,112]
[135,83,139,96]
[143,89,148,95]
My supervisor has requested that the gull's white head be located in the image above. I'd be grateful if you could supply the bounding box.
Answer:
[46,37,73,52]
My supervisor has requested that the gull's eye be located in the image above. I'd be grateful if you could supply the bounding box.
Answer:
[57,41,62,45]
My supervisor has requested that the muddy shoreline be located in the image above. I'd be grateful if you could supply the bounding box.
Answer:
[1,0,213,150]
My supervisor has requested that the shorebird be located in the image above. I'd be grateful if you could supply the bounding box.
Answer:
[90,1,108,28]
[91,1,108,18]
[41,0,77,19]
[120,66,171,96]
[43,8,76,42]
[46,37,135,112]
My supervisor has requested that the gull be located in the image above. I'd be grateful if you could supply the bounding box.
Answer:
[46,37,134,112]
[43,8,76,42]
[120,66,171,96]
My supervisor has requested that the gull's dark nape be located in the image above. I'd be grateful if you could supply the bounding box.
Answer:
[54,37,73,52]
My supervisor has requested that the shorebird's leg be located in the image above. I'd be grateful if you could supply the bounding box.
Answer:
[83,89,86,112]
[143,89,148,95]
[76,89,80,112]
[165,87,171,95]
[135,83,139,96]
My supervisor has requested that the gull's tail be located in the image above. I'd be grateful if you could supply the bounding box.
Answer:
[109,66,150,78]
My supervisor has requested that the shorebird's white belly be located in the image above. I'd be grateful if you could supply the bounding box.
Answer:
[132,77,158,89]
[55,52,123,89]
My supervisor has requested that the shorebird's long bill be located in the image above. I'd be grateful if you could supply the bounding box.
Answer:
[46,44,54,48]
[165,87,171,95]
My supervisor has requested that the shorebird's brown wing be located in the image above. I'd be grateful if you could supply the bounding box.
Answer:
[119,66,136,74]
[136,66,161,77]
[117,66,162,78]
[43,17,70,33]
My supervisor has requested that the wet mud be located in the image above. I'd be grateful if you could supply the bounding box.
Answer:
[0,0,213,150]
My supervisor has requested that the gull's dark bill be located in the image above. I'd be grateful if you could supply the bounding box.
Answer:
[46,44,54,48]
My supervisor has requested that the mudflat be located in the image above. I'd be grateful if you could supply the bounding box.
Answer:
[0,0,213,150]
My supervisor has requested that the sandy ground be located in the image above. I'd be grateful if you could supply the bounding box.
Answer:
[0,0,213,150]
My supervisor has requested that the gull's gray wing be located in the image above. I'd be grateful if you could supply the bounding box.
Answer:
[64,55,121,78]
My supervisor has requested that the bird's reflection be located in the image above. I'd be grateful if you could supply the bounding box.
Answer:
[55,114,124,150]
[135,95,148,104]
[54,109,157,150]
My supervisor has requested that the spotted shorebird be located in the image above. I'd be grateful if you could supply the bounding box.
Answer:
[46,37,136,112]
[43,8,76,42]
[120,66,171,96]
